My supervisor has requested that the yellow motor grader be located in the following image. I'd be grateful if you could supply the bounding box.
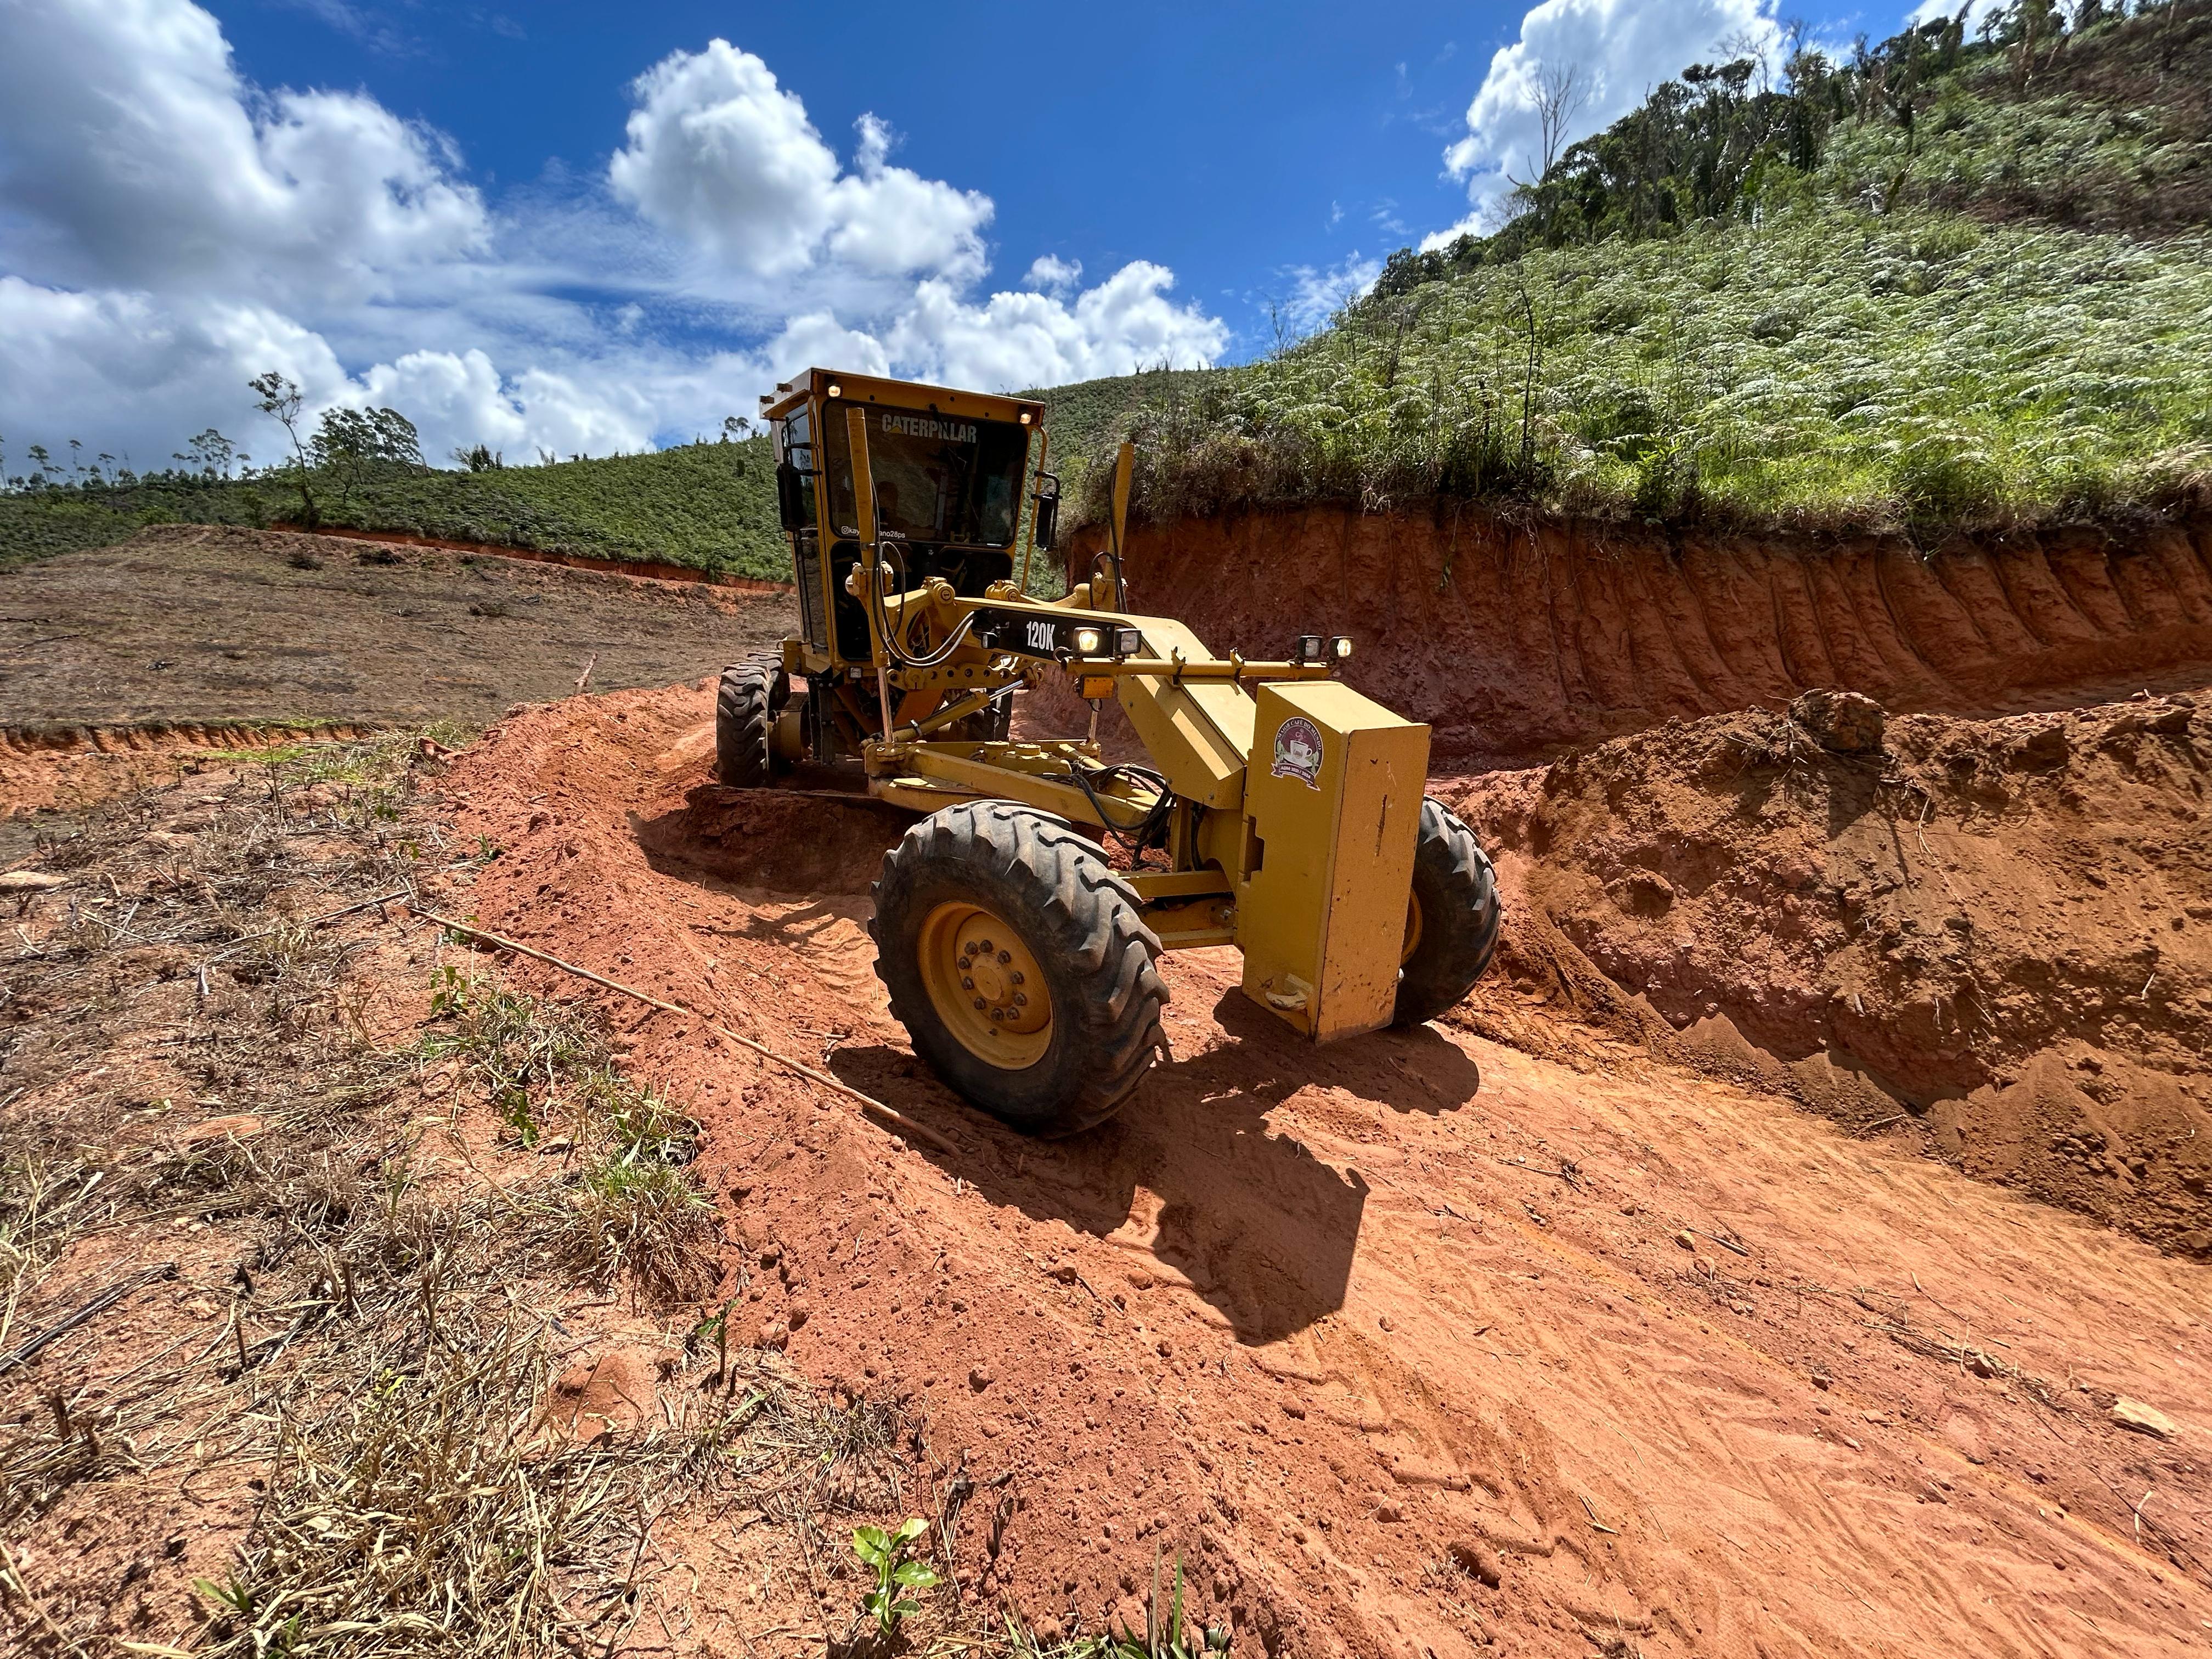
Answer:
[720,369,1498,1133]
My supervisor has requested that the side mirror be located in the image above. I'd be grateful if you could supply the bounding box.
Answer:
[776,461,808,532]
[1032,472,1061,551]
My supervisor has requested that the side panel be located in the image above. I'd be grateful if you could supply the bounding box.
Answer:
[1316,718,1429,1037]
[1113,615,1254,811]
[1235,681,1430,1041]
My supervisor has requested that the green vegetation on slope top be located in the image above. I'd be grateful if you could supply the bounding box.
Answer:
[1053,0,2212,535]
[1105,209,2212,533]
[1,438,788,580]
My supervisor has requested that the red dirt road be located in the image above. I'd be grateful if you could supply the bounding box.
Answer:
[447,681,2210,1659]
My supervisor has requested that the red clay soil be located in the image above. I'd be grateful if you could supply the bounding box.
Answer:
[1444,688,2212,1259]
[1098,506,2212,765]
[445,680,2211,1659]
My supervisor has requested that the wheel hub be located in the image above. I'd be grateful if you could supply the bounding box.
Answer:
[919,902,1052,1068]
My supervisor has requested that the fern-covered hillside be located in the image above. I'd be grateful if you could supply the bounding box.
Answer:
[1069,0,2212,534]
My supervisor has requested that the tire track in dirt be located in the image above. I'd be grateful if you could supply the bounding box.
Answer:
[444,681,2212,1658]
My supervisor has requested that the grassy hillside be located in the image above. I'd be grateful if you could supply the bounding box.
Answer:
[1114,211,2212,532]
[1029,368,1220,504]
[1063,0,2212,535]
[1,437,789,580]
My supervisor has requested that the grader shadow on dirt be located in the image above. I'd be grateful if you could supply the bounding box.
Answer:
[821,990,1480,1347]
[628,782,1483,1343]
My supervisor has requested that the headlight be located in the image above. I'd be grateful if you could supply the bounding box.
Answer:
[1115,627,1144,657]
[1072,627,1103,654]
[1331,635,1353,660]
[1294,634,1324,663]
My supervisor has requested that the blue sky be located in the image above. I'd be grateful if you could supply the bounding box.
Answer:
[219,1,1487,334]
[0,0,1895,470]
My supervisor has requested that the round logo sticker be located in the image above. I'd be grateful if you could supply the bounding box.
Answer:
[1271,716,1324,787]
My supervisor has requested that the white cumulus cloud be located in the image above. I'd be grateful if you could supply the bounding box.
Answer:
[0,0,1223,471]
[1429,0,1781,244]
[1024,255,1083,294]
[881,263,1228,392]
[0,0,486,304]
[608,41,990,283]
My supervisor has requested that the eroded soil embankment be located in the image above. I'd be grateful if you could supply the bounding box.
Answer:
[443,682,2211,1659]
[1105,506,2212,764]
[1442,690,2212,1257]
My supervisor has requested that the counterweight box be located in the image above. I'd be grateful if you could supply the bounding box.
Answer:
[1235,681,1430,1040]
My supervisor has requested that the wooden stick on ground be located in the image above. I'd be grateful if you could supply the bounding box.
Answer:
[408,904,961,1156]
[0,1262,178,1377]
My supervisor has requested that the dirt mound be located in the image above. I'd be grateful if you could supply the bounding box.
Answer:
[1103,505,2212,765]
[1446,689,2212,1254]
[441,680,2212,1657]
[639,783,911,894]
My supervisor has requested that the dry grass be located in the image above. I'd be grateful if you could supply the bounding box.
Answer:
[0,730,1217,1658]
[420,970,720,1299]
[0,730,952,1656]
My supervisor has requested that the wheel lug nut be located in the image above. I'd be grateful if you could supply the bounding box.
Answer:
[998,950,1012,963]
[962,977,974,990]
[1013,992,1027,1006]
[973,997,986,1009]
[1010,970,1024,985]
[979,939,993,952]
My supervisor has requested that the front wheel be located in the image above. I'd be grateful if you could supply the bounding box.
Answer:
[1394,798,1502,1026]
[871,802,1169,1135]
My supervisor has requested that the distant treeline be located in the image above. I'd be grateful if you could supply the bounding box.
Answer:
[1,375,786,578]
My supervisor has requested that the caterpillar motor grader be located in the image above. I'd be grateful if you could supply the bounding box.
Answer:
[717,368,1498,1135]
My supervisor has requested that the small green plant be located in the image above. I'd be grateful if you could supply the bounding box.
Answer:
[852,1517,941,1639]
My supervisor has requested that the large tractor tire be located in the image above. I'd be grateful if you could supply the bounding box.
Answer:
[1394,797,1502,1028]
[871,802,1168,1136]
[714,659,788,788]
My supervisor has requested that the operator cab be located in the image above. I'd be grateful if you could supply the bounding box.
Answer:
[766,371,1051,664]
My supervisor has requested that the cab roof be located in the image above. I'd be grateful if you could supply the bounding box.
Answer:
[758,369,1044,430]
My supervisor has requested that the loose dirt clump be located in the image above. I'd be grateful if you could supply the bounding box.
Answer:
[1447,688,2212,1254]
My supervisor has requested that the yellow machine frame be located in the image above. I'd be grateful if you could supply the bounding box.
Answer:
[757,368,1431,1041]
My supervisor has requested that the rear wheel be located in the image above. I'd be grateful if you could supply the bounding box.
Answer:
[871,802,1168,1135]
[1394,797,1501,1026]
[714,659,789,788]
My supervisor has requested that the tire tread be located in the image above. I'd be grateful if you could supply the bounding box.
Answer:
[1393,797,1502,1026]
[871,801,1167,1135]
